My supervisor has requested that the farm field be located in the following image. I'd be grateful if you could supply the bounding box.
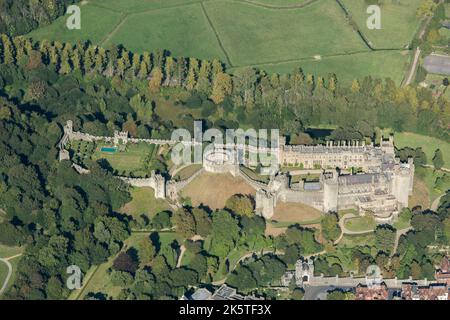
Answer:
[181,172,256,209]
[233,50,411,84]
[341,0,423,49]
[25,0,415,84]
[77,231,181,299]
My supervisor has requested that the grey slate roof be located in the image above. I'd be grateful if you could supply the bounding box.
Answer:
[423,55,450,75]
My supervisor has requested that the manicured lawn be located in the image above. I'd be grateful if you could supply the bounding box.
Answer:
[181,172,256,210]
[0,244,23,259]
[27,4,123,44]
[120,187,171,218]
[344,216,376,233]
[394,132,450,168]
[272,202,323,225]
[341,0,423,49]
[92,142,158,176]
[76,232,181,300]
[173,164,203,181]
[415,166,449,203]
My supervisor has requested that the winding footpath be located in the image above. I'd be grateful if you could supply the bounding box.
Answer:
[0,254,22,296]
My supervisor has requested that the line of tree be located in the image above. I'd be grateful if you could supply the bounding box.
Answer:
[0,34,448,142]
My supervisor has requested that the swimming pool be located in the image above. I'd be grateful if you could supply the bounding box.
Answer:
[101,147,117,153]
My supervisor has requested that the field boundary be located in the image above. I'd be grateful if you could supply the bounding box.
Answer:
[236,0,320,10]
[200,2,234,66]
[230,48,398,69]
[100,13,129,47]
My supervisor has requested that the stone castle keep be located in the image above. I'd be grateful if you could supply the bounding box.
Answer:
[59,121,414,224]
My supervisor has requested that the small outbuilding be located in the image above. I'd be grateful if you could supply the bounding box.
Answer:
[423,54,450,75]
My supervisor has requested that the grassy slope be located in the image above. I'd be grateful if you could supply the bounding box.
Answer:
[106,3,227,62]
[120,187,171,218]
[344,216,376,232]
[341,0,423,49]
[394,132,450,167]
[27,4,123,44]
[78,231,180,299]
[0,262,7,290]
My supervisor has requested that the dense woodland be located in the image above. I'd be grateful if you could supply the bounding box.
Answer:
[0,0,75,36]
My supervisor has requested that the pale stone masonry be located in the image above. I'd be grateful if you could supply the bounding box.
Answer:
[255,136,414,222]
[59,121,414,224]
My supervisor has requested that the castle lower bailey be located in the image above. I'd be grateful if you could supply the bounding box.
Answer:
[59,121,414,224]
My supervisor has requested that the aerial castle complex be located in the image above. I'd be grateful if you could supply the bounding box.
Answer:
[59,121,414,224]
[255,136,414,223]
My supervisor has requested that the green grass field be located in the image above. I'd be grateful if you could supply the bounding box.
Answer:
[0,261,8,290]
[341,0,423,49]
[120,187,171,218]
[92,142,158,176]
[394,132,450,168]
[26,0,417,84]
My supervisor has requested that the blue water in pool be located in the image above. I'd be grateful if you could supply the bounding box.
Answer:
[101,147,117,153]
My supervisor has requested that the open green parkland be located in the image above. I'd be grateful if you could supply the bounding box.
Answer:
[26,0,424,83]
